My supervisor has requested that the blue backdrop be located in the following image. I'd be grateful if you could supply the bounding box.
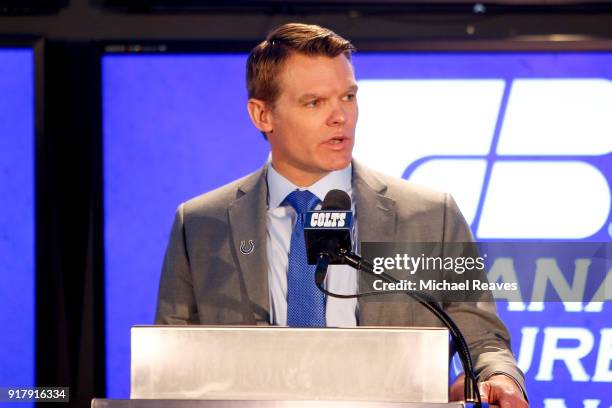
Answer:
[0,47,35,405]
[103,51,612,407]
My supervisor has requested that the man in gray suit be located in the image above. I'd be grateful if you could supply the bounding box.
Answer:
[156,23,528,407]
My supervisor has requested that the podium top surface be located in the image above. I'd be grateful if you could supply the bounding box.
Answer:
[131,325,450,332]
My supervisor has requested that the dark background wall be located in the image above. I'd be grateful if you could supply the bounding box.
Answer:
[1,1,612,407]
[3,0,612,41]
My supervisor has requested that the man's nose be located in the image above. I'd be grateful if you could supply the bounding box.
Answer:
[327,103,347,126]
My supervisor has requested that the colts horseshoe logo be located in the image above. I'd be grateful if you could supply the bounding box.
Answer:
[240,240,255,255]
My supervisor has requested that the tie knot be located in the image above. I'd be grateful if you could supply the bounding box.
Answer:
[284,190,320,214]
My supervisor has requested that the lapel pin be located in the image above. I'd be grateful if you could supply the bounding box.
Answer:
[240,240,255,255]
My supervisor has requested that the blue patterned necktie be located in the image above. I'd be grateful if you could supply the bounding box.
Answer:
[284,190,325,327]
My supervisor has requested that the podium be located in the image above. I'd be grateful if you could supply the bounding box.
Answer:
[93,326,471,407]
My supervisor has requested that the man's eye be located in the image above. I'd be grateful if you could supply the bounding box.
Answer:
[306,100,319,107]
[343,93,356,101]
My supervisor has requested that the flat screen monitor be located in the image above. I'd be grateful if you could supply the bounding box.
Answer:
[0,45,36,405]
[103,47,612,406]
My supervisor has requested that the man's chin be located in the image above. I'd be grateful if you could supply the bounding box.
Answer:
[325,157,352,172]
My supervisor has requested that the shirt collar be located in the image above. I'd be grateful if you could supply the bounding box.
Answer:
[267,162,352,209]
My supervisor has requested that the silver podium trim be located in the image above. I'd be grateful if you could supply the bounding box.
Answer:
[93,400,465,408]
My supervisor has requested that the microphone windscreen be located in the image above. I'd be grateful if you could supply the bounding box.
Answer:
[322,189,351,211]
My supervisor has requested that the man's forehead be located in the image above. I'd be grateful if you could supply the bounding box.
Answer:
[278,53,356,96]
[281,53,354,75]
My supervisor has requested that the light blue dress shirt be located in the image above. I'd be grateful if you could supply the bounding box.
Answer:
[266,163,358,327]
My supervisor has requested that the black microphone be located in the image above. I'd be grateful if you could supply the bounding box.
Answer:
[304,189,353,286]
[304,189,353,266]
[320,189,351,211]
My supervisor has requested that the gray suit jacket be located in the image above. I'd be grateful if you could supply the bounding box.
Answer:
[155,160,526,391]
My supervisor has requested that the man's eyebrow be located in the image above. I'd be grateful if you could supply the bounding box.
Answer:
[297,86,358,103]
[297,93,319,103]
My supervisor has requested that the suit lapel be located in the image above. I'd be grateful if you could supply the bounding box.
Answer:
[228,166,271,325]
[353,161,397,325]
[353,161,396,243]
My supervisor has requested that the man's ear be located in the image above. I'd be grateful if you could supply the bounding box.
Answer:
[247,98,274,134]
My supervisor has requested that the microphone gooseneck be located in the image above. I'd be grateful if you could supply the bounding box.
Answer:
[313,189,483,406]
